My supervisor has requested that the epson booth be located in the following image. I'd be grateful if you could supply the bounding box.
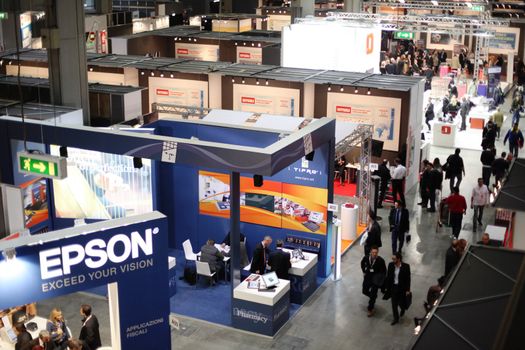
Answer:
[0,113,335,344]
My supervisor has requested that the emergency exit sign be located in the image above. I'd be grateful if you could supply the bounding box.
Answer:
[394,31,414,40]
[17,152,67,179]
[471,5,484,11]
[0,12,8,20]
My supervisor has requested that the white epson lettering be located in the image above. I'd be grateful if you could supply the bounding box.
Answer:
[85,239,108,268]
[107,234,132,263]
[61,244,85,275]
[38,227,157,280]
[39,247,63,279]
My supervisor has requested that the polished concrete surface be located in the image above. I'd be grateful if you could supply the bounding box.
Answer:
[170,97,517,349]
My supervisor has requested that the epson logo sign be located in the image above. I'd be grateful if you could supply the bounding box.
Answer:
[39,228,158,280]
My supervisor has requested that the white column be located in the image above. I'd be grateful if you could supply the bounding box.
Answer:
[507,54,514,85]
[107,282,121,350]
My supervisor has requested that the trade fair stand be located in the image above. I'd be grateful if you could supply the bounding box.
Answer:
[0,114,335,337]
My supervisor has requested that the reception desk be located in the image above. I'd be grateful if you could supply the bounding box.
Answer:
[232,276,290,336]
[283,249,318,304]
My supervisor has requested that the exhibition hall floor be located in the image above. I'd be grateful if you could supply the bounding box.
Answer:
[170,95,518,349]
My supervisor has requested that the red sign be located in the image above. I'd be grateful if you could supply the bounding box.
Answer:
[156,89,169,96]
[176,48,189,55]
[336,106,352,114]
[241,97,256,104]
[239,52,251,59]
[88,32,96,42]
[366,33,374,54]
[441,125,451,134]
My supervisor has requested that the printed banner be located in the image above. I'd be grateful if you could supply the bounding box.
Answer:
[326,92,402,152]
[233,84,300,116]
[488,27,520,54]
[236,47,263,65]
[148,77,208,112]
[175,43,219,61]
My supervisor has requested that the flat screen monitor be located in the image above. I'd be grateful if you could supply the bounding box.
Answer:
[262,271,279,288]
[308,211,324,224]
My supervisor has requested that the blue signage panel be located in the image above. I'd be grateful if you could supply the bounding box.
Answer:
[289,265,318,304]
[232,293,290,336]
[489,31,518,52]
[0,214,170,350]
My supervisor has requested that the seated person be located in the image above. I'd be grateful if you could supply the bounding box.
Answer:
[268,240,291,280]
[221,231,246,247]
[200,239,225,281]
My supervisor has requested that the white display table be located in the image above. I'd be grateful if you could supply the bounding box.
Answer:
[432,121,458,148]
[232,276,290,336]
[341,204,358,240]
[485,225,507,243]
[282,249,318,304]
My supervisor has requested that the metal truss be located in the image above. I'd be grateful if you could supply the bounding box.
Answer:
[335,124,373,226]
[152,103,211,119]
[362,0,490,12]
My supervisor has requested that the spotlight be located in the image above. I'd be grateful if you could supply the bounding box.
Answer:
[59,146,68,158]
[160,73,164,78]
[150,72,155,76]
[340,86,344,92]
[194,38,197,42]
[265,79,269,85]
[235,42,238,46]
[141,71,145,75]
[8,61,12,65]
[232,77,235,83]
[170,74,174,78]
[256,79,260,85]
[0,60,3,65]
[367,88,371,95]
[253,174,263,187]
[133,157,143,169]
[328,84,332,91]
[354,87,358,93]
[258,43,261,47]
[89,67,93,72]
[242,78,245,84]
[305,151,315,161]
[243,42,246,46]
[251,43,255,46]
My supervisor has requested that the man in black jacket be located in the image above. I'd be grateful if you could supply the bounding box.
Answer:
[383,252,411,325]
[427,163,443,212]
[365,211,382,256]
[268,240,291,280]
[480,147,495,189]
[250,236,272,274]
[14,323,32,350]
[79,304,102,350]
[375,159,391,208]
[361,246,387,317]
[445,148,465,193]
[419,160,431,207]
[492,152,509,186]
[444,240,460,277]
[200,240,225,281]
[389,201,409,254]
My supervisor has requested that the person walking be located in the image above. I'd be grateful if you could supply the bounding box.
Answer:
[419,161,431,207]
[425,102,435,131]
[375,159,391,208]
[383,252,411,325]
[480,147,495,189]
[428,162,442,212]
[481,120,496,151]
[492,151,509,187]
[492,107,504,139]
[471,178,490,231]
[389,200,409,254]
[444,148,465,193]
[446,187,467,239]
[364,211,382,256]
[361,246,387,317]
[391,158,407,205]
[503,123,524,158]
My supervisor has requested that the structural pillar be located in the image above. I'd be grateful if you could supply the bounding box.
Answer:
[230,172,241,293]
[45,0,90,125]
[344,0,362,12]
[291,0,314,16]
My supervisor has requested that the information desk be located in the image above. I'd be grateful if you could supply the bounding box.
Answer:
[232,276,290,336]
[0,316,72,350]
[282,249,318,304]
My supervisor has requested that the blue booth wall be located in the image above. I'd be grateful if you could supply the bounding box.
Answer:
[151,120,333,277]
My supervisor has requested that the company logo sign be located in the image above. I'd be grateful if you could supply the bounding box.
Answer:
[241,97,256,104]
[366,33,374,54]
[176,48,189,55]
[232,308,269,324]
[239,52,251,59]
[441,125,452,135]
[39,227,159,279]
[336,106,352,114]
[156,89,169,96]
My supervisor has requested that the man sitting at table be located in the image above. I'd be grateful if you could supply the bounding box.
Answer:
[268,240,292,280]
[251,236,272,274]
[200,239,225,281]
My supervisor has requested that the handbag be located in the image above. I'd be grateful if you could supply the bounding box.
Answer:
[360,231,369,246]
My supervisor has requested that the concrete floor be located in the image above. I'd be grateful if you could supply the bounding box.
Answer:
[170,95,517,350]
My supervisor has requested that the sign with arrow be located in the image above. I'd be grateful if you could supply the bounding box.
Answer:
[394,31,414,40]
[17,152,67,180]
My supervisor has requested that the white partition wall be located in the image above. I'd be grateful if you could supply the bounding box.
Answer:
[282,21,381,73]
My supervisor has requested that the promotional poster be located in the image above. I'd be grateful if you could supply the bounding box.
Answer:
[148,77,208,112]
[236,47,263,65]
[175,43,220,61]
[233,84,300,116]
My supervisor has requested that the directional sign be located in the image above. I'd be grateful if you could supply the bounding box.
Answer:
[394,31,414,40]
[17,152,67,180]
[471,5,484,11]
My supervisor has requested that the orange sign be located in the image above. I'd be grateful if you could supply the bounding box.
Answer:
[366,33,374,54]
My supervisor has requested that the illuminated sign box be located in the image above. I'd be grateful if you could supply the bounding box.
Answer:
[17,152,67,180]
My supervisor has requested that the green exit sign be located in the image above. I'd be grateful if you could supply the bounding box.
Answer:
[0,12,8,20]
[17,152,67,179]
[471,5,484,11]
[394,31,414,40]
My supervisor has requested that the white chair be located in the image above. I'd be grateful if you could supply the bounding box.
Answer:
[182,239,200,266]
[196,261,216,287]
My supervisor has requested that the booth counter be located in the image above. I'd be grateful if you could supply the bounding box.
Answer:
[232,275,290,336]
[283,249,318,305]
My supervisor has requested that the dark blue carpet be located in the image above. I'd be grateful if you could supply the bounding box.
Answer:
[169,249,324,327]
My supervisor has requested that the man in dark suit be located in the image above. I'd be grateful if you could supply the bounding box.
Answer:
[383,252,411,325]
[388,200,409,254]
[79,304,101,350]
[364,211,382,256]
[14,323,32,350]
[200,240,225,281]
[250,236,272,274]
[444,239,460,277]
[25,330,56,350]
[361,246,387,317]
[374,159,391,208]
[268,240,291,280]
